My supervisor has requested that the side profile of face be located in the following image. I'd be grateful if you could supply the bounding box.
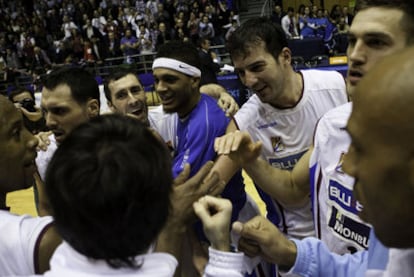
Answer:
[107,73,149,125]
[0,96,38,194]
[153,67,199,117]
[41,84,98,144]
[346,7,407,98]
[343,48,414,248]
[232,41,290,107]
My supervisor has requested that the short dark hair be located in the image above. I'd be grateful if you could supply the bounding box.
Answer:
[226,17,287,61]
[42,66,100,106]
[45,114,172,268]
[355,0,414,44]
[156,40,201,70]
[103,68,141,102]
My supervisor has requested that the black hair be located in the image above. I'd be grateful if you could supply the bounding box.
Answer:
[103,67,141,102]
[355,0,414,44]
[226,16,287,61]
[45,114,172,268]
[156,40,201,70]
[42,66,100,106]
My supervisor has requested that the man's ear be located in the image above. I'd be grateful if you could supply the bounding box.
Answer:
[279,47,292,65]
[87,98,100,118]
[191,76,201,90]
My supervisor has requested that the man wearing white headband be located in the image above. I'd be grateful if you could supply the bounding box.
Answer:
[152,40,256,276]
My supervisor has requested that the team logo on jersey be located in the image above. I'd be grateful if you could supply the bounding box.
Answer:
[335,152,346,174]
[271,136,285,152]
[329,180,363,214]
[328,206,370,250]
[268,150,306,170]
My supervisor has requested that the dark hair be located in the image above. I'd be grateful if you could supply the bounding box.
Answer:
[103,68,141,102]
[226,17,287,61]
[355,0,414,44]
[156,40,201,70]
[42,66,100,106]
[45,114,172,268]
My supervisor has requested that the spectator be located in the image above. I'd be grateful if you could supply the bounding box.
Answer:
[199,15,215,41]
[120,28,139,64]
[8,87,47,134]
[198,37,221,85]
[155,22,172,51]
[281,7,299,38]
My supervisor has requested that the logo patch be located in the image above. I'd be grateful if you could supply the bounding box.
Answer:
[268,150,307,170]
[271,136,285,153]
[328,180,363,214]
[328,206,370,249]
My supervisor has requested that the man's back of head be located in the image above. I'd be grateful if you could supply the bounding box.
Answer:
[44,114,173,268]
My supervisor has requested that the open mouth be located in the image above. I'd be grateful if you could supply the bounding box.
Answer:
[348,70,364,85]
[160,95,174,105]
[130,108,144,116]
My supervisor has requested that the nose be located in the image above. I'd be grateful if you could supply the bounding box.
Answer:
[127,91,139,105]
[243,71,258,88]
[44,112,57,129]
[347,40,367,65]
[155,80,167,94]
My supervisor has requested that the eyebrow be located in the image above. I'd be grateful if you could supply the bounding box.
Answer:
[349,31,392,40]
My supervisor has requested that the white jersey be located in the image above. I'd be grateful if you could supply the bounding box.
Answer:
[36,135,58,181]
[310,102,371,254]
[235,69,348,239]
[148,105,177,146]
[27,241,246,277]
[0,211,53,275]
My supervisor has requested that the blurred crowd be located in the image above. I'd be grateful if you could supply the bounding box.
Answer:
[0,0,240,83]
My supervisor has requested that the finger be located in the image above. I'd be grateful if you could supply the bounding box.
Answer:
[200,170,221,195]
[238,237,261,258]
[233,216,267,242]
[189,161,214,191]
[214,135,229,154]
[193,201,210,222]
[173,163,191,186]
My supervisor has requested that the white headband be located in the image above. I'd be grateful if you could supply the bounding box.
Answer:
[152,57,201,77]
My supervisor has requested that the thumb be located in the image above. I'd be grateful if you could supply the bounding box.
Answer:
[234,216,267,242]
[232,221,243,234]
[193,201,210,223]
[251,141,263,158]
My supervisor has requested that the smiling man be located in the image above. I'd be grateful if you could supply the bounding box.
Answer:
[215,0,414,258]
[214,17,348,244]
[151,40,249,275]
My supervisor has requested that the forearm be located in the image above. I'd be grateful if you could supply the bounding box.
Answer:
[155,221,187,259]
[289,237,369,277]
[243,157,309,208]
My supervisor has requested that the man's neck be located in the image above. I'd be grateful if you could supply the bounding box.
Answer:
[178,93,201,118]
[270,71,303,109]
